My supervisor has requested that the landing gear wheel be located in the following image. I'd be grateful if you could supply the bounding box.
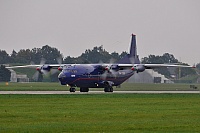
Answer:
[104,86,113,92]
[70,88,76,92]
[110,87,113,92]
[80,87,89,92]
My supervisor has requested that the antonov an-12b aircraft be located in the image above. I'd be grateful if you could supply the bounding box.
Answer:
[7,34,195,92]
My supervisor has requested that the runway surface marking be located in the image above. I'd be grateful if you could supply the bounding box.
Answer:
[0,91,199,94]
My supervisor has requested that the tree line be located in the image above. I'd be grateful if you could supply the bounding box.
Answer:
[0,45,199,82]
[0,45,127,65]
[141,53,196,78]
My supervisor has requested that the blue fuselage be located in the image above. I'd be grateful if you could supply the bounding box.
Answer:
[58,64,134,88]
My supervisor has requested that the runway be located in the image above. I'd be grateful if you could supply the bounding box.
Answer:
[0,91,199,94]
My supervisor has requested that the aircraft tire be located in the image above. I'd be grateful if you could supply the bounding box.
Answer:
[70,88,76,92]
[104,87,113,92]
[80,87,89,92]
[104,87,108,92]
[110,87,113,92]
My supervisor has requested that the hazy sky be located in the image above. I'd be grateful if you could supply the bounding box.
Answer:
[0,0,200,65]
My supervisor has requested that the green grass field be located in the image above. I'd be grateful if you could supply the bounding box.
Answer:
[0,83,200,132]
[0,94,199,132]
[0,82,200,91]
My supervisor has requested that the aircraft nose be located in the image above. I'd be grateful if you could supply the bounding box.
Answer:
[58,72,67,85]
[58,72,66,79]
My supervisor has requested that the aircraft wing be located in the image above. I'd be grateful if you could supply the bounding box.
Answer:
[118,63,194,68]
[6,63,195,74]
[117,63,195,72]
[6,64,64,69]
[6,64,69,75]
[141,64,195,69]
[6,65,40,69]
[6,63,195,69]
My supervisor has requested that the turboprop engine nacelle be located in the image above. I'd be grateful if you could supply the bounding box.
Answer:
[131,65,145,73]
[36,65,51,74]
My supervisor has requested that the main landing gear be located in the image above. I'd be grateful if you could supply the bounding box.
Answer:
[69,87,76,92]
[80,87,89,92]
[69,87,89,92]
[69,84,113,93]
[104,82,113,92]
[104,86,113,92]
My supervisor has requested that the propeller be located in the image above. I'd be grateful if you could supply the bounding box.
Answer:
[57,56,63,71]
[132,65,146,73]
[32,58,47,81]
[51,56,63,75]
[129,55,146,73]
[32,56,64,81]
[32,70,40,81]
[101,58,118,80]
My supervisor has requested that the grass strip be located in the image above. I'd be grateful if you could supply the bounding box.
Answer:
[0,94,199,132]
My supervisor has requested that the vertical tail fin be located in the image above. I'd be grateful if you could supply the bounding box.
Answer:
[117,34,140,64]
[129,34,137,58]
